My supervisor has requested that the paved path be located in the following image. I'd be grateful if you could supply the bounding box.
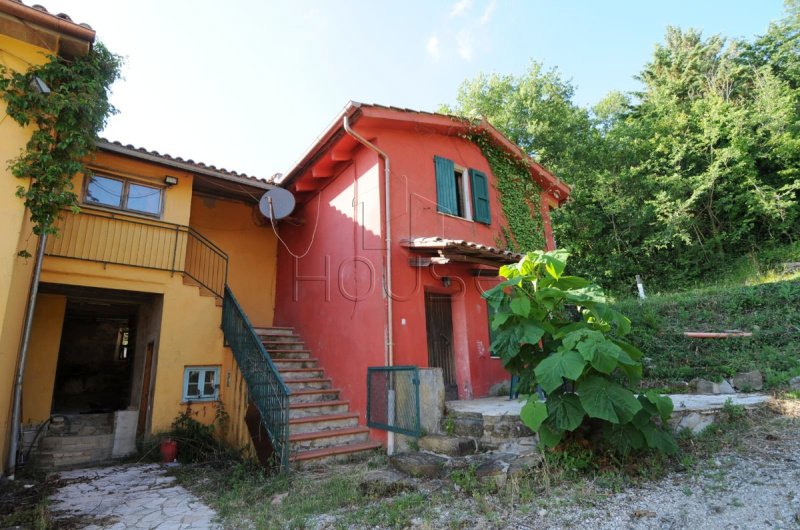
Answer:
[446,393,771,416]
[50,463,219,529]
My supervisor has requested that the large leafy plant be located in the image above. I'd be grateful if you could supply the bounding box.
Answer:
[485,250,676,454]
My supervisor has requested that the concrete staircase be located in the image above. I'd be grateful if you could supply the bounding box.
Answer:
[255,327,381,467]
[34,413,115,469]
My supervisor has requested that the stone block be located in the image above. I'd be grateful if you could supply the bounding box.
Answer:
[359,469,415,497]
[788,376,800,391]
[418,434,477,456]
[112,409,138,458]
[418,368,445,435]
[732,371,763,391]
[675,412,716,434]
[389,452,446,478]
[444,412,484,438]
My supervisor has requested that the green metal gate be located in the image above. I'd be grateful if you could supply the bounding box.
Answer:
[366,366,421,437]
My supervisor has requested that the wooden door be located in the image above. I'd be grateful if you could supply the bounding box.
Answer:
[137,341,155,436]
[425,292,457,400]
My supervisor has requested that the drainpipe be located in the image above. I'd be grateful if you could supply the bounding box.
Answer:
[343,115,395,455]
[6,231,47,479]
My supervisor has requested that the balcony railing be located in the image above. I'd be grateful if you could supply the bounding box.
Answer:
[45,209,228,298]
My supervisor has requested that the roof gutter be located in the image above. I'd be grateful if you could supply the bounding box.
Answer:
[0,2,96,43]
[342,115,396,455]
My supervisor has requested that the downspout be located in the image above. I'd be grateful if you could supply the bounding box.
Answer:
[6,231,47,479]
[343,115,396,454]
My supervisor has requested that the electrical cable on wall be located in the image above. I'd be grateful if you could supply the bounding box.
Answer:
[269,193,321,260]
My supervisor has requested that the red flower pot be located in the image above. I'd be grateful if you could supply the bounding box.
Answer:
[160,438,178,463]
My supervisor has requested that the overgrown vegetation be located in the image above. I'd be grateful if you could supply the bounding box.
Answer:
[470,132,546,252]
[0,43,121,236]
[485,250,677,453]
[143,404,235,464]
[444,2,800,294]
[172,398,800,529]
[616,279,800,389]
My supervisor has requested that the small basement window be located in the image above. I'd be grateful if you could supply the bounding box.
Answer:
[84,173,164,216]
[182,366,219,401]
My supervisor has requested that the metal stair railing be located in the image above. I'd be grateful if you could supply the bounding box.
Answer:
[221,285,291,471]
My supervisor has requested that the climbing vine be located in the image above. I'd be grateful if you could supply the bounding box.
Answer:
[469,132,545,252]
[0,43,121,236]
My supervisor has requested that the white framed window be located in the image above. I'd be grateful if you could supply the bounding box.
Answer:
[84,173,164,216]
[182,366,219,401]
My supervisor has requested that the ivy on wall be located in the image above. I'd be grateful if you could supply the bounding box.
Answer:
[470,132,546,252]
[0,43,121,236]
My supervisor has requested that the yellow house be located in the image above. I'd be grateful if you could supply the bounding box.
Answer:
[0,2,283,474]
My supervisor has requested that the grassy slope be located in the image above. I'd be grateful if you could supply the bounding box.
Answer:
[615,279,800,389]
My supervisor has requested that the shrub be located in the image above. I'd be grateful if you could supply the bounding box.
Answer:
[485,250,676,454]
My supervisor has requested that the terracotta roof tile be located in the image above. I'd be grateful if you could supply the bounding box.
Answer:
[96,139,271,188]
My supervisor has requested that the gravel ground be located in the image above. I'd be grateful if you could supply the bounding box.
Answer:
[311,400,800,530]
[519,402,800,530]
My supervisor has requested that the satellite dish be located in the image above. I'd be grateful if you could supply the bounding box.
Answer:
[259,188,296,220]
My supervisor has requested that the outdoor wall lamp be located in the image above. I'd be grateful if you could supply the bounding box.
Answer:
[442,276,451,288]
[164,175,178,187]
[30,76,51,94]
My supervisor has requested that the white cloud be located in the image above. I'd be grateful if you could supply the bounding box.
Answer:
[449,0,472,17]
[456,29,472,60]
[480,0,497,25]
[426,35,441,60]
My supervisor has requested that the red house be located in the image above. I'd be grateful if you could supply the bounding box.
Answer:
[273,102,569,456]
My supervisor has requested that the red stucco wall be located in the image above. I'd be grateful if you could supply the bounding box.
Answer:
[275,124,544,433]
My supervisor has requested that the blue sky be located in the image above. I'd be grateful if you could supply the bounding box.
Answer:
[38,1,785,179]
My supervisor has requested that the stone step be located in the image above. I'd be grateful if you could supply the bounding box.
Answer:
[290,440,382,468]
[254,327,294,336]
[269,350,313,360]
[289,400,350,419]
[272,358,318,370]
[39,434,114,452]
[284,377,332,391]
[278,368,324,379]
[260,335,302,343]
[289,388,340,404]
[263,341,306,351]
[48,413,114,436]
[289,412,360,435]
[289,426,370,452]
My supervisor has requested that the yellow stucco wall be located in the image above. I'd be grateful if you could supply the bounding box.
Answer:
[0,34,53,475]
[189,195,278,324]
[1,36,278,469]
[20,294,66,424]
[22,160,278,452]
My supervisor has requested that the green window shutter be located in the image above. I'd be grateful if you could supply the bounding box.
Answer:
[434,155,458,215]
[470,169,491,224]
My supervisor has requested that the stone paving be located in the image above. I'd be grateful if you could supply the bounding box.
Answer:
[49,463,219,529]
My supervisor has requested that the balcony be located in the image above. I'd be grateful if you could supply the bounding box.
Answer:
[45,210,228,298]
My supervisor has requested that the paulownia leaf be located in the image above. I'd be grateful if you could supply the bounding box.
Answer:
[510,295,531,317]
[611,338,644,361]
[534,350,586,393]
[520,399,548,432]
[553,276,592,290]
[578,375,642,424]
[519,320,545,345]
[603,423,645,454]
[538,422,564,448]
[547,392,586,431]
[646,390,674,423]
[638,423,678,454]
